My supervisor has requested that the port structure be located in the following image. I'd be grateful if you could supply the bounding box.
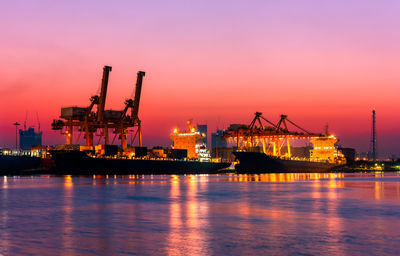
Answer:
[52,66,145,149]
[223,112,323,158]
[369,109,377,162]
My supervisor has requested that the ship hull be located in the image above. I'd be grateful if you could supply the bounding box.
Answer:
[49,151,230,175]
[233,151,338,173]
[0,155,42,175]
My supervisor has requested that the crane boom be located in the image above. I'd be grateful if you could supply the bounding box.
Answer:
[97,66,112,122]
[131,71,145,121]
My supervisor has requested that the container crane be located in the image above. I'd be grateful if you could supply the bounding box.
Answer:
[51,66,112,146]
[111,71,145,149]
[223,112,323,157]
[52,66,146,150]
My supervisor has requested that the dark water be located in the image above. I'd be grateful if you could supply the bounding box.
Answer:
[1,173,400,256]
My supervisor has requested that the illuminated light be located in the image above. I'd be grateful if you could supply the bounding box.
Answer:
[191,128,195,133]
[173,128,178,134]
[64,175,73,187]
[171,175,179,183]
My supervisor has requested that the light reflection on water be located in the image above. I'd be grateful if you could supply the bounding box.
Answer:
[0,173,400,255]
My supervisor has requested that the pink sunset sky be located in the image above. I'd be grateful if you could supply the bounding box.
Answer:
[1,1,399,157]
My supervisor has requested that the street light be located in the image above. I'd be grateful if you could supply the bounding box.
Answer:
[13,122,20,152]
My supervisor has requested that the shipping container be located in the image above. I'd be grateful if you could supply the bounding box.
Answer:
[133,147,147,157]
[55,144,80,151]
[166,149,187,159]
[104,110,123,121]
[61,107,87,119]
[95,144,119,156]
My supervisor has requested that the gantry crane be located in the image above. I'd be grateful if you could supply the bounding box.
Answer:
[223,112,323,158]
[52,66,146,150]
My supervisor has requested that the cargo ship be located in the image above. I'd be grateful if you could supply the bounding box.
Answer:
[48,150,230,175]
[0,154,43,175]
[232,135,347,173]
[47,119,231,174]
[233,151,340,173]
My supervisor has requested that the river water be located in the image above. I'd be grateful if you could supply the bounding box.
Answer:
[1,172,400,255]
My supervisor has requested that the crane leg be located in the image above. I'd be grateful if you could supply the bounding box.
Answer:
[131,128,138,146]
[287,137,291,158]
[75,129,82,144]
[138,125,142,147]
[262,139,266,154]
[86,131,90,146]
[104,126,109,145]
[121,130,127,149]
[273,141,277,156]
[66,125,73,145]
[88,132,93,147]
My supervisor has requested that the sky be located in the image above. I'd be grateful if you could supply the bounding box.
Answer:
[1,0,400,157]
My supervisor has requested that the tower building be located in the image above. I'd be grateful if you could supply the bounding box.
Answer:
[19,127,42,150]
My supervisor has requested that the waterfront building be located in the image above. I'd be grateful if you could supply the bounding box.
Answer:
[19,127,42,150]
[211,130,228,153]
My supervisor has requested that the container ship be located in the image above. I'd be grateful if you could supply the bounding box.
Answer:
[48,119,230,175]
[220,113,348,173]
[232,135,346,173]
[49,150,230,175]
[0,154,42,175]
[233,151,339,173]
[48,118,230,174]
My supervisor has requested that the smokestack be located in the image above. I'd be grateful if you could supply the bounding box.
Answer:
[371,109,377,162]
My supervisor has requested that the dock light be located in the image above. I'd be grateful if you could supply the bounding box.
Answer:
[173,128,178,134]
[191,128,195,133]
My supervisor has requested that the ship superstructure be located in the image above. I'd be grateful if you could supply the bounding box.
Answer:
[310,135,345,164]
[170,120,211,161]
